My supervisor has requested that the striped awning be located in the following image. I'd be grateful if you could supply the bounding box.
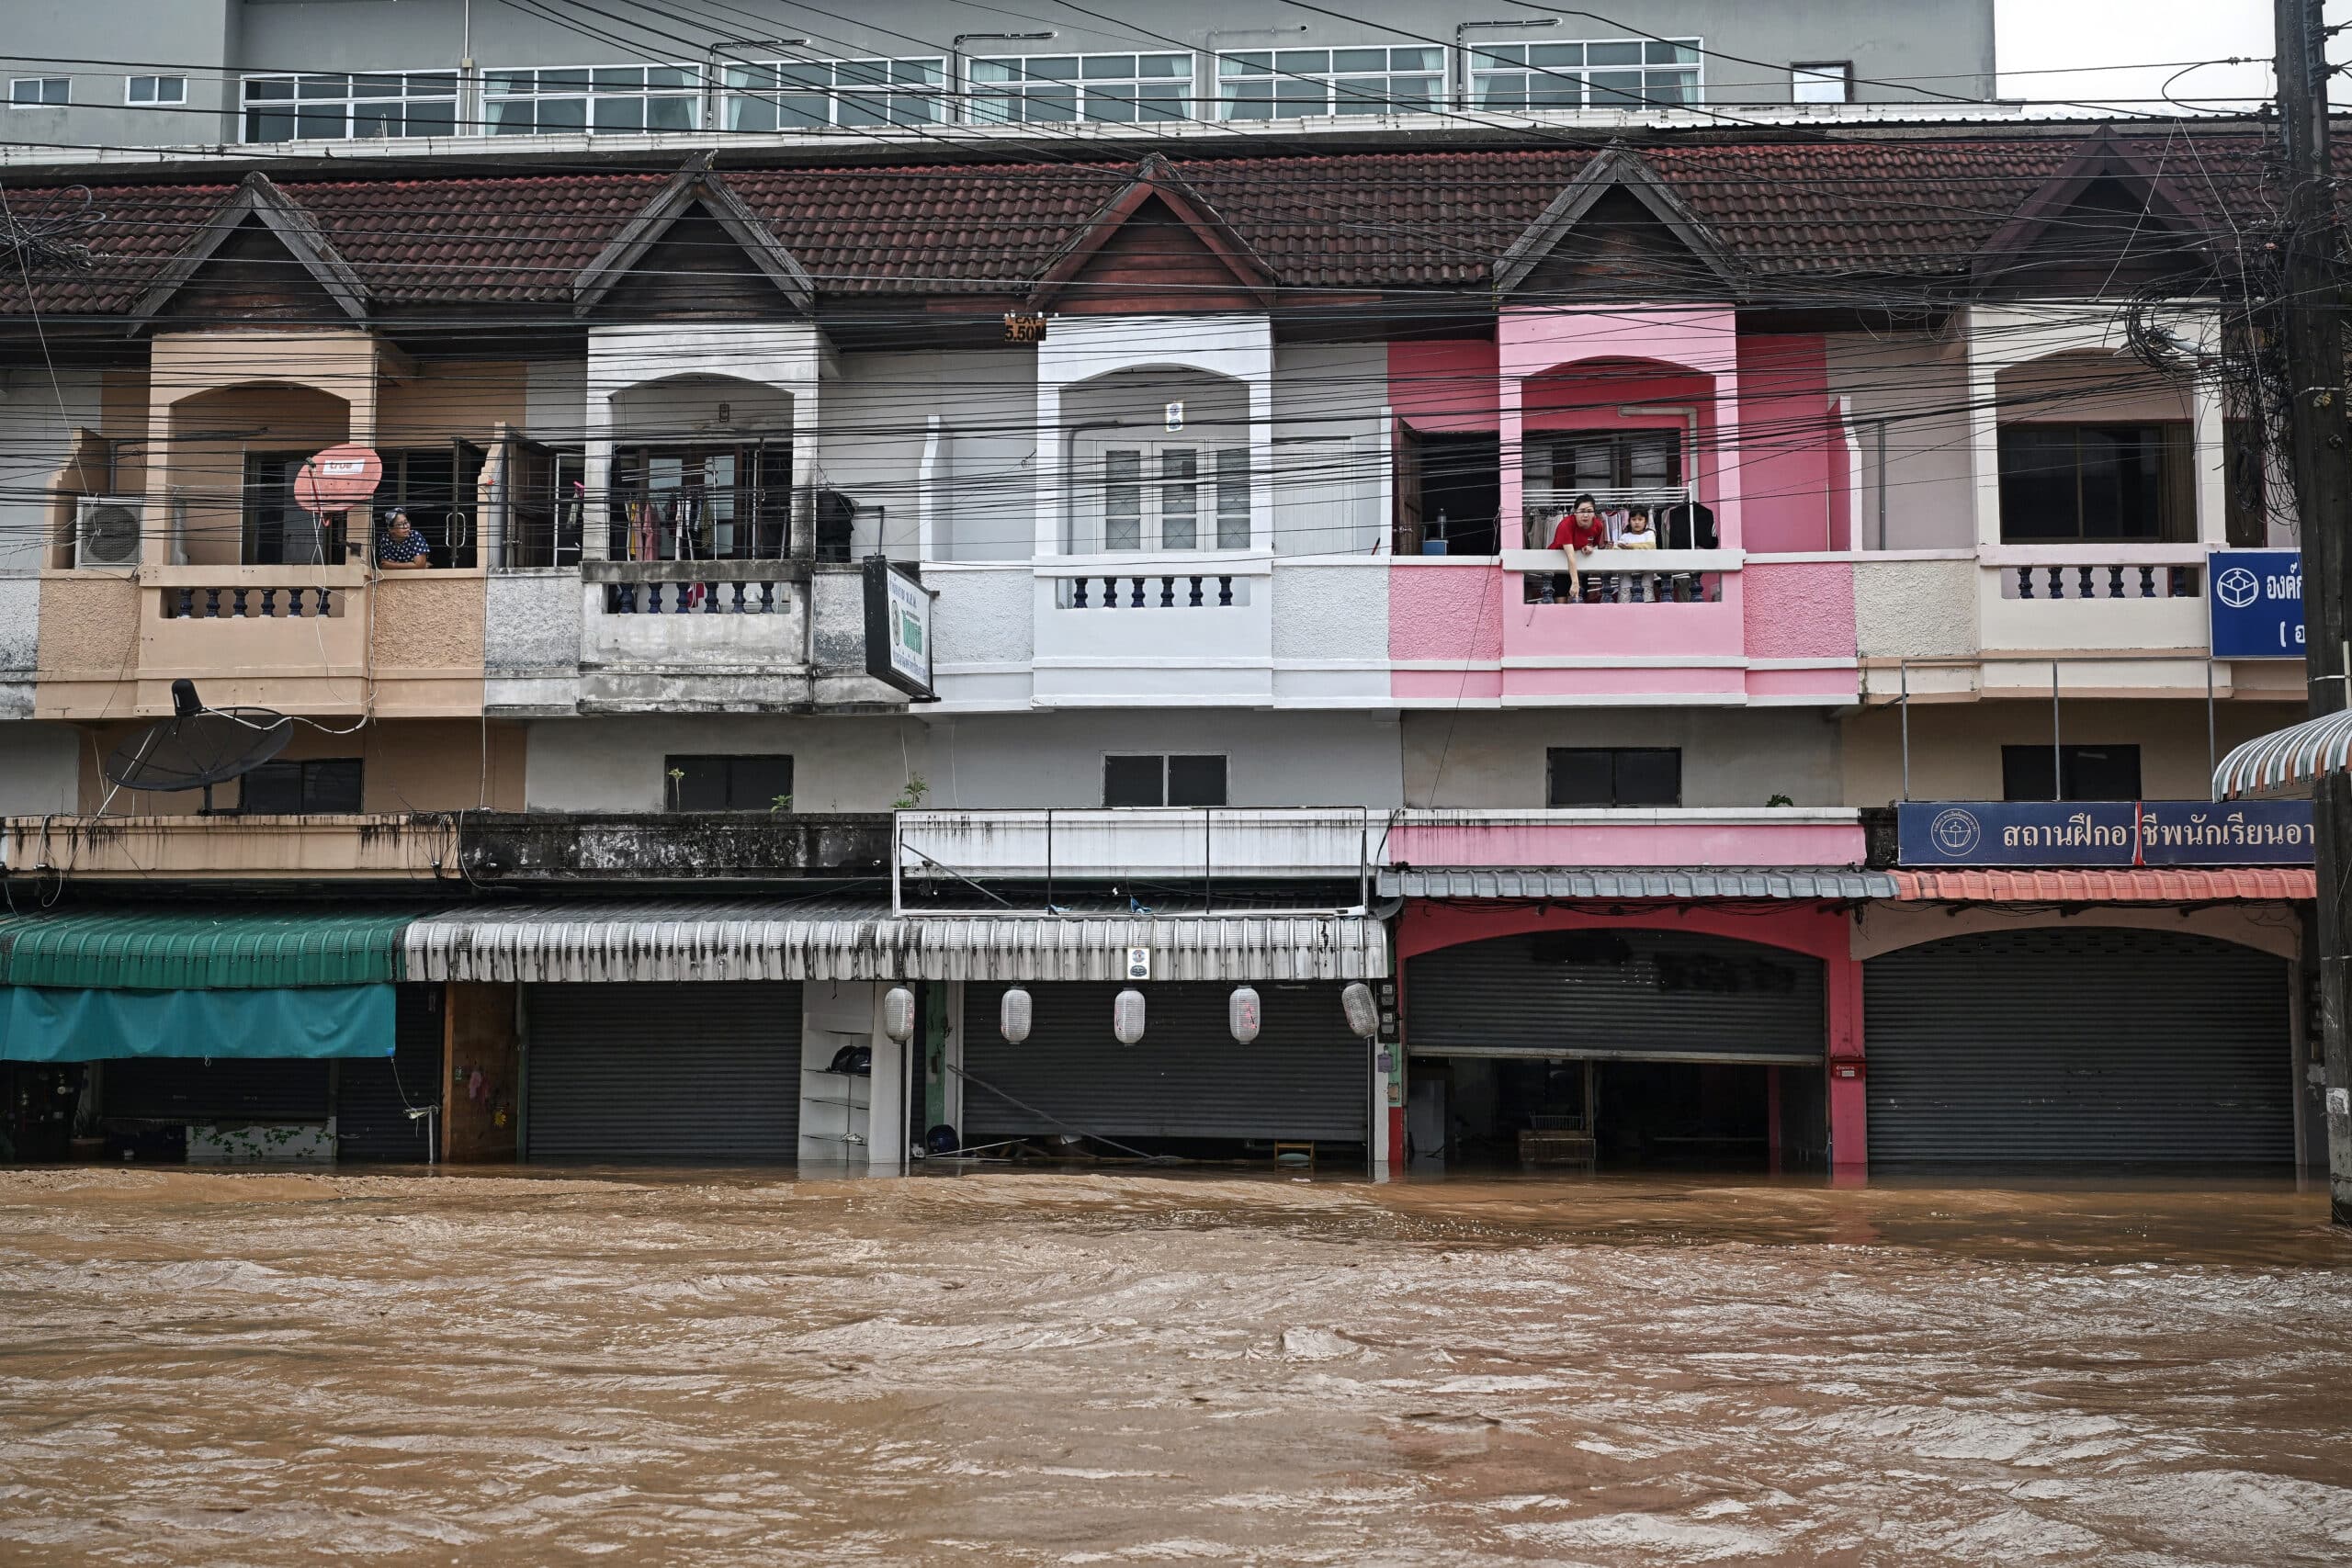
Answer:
[1379,868,1896,900]
[401,899,1387,984]
[1892,868,2315,902]
[2214,710,2352,801]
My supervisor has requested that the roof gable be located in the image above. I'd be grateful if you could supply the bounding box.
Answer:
[1027,155,1277,312]
[129,173,368,327]
[574,162,814,316]
[1976,130,2211,281]
[1494,144,1745,300]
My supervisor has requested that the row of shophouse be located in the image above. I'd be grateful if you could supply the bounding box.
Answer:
[0,122,2330,1176]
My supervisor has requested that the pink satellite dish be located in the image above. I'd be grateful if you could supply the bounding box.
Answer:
[293,445,383,512]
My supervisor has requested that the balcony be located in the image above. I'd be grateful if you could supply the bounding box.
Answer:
[1385,807,1868,869]
[577,558,811,711]
[1,813,460,881]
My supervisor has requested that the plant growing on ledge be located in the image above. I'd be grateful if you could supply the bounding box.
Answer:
[769,794,794,815]
[1767,793,1794,807]
[892,775,930,810]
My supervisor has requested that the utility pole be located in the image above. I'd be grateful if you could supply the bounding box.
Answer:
[2274,0,2352,1224]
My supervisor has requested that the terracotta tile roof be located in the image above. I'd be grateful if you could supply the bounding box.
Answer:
[0,130,2292,314]
[1891,868,2313,902]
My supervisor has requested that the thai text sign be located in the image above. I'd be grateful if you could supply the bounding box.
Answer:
[2209,548,2304,659]
[1898,800,2313,867]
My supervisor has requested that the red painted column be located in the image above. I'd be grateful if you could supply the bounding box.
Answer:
[1826,945,1867,1174]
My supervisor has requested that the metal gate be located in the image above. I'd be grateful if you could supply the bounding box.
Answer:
[964,982,1366,1143]
[1865,929,2292,1165]
[526,983,801,1161]
[1407,930,1825,1062]
[336,984,444,1162]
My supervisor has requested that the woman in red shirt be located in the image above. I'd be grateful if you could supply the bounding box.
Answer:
[1542,493,1603,602]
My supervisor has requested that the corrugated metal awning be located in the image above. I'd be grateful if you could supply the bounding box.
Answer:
[1380,868,1896,900]
[402,899,1388,983]
[0,908,415,989]
[1891,868,2315,902]
[2214,709,2352,800]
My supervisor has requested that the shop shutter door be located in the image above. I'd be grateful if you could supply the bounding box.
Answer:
[335,984,446,1162]
[104,1057,331,1120]
[965,982,1365,1143]
[526,983,801,1161]
[1865,930,2291,1165]
[1407,931,1824,1062]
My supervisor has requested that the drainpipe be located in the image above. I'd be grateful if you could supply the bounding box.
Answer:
[1456,19,1557,111]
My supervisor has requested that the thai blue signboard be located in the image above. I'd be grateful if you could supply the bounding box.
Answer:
[2208,549,2304,659]
[1897,800,2314,867]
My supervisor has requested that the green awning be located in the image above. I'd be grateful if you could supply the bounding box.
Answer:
[0,984,393,1062]
[0,908,416,990]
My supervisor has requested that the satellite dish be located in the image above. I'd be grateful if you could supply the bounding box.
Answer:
[293,445,382,513]
[103,680,293,813]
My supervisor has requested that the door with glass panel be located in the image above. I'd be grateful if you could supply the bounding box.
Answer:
[1080,438,1251,553]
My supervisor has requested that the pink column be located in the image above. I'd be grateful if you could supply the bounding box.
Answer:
[1826,948,1867,1174]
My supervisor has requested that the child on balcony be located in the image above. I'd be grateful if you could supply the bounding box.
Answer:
[1616,505,1657,602]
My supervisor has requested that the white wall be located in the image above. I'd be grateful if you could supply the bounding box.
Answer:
[818,348,1037,564]
[929,709,1405,808]
[0,367,103,574]
[1823,331,1973,551]
[1272,343,1388,557]
[523,714,932,811]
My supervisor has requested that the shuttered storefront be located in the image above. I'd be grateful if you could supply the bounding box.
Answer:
[1407,930,1825,1063]
[1865,929,2292,1165]
[964,982,1366,1144]
[526,983,801,1161]
[105,1056,332,1120]
[336,985,446,1163]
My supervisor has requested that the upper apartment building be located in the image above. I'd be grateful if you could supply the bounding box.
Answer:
[0,107,2326,1180]
[2,0,1996,164]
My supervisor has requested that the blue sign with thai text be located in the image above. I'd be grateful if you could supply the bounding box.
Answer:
[1898,802,2137,866]
[1897,800,2314,867]
[2209,548,2304,659]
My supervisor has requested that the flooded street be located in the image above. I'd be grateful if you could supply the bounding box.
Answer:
[1,1168,2348,1565]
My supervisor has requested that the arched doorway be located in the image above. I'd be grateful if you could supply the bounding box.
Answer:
[1864,928,2293,1166]
[1406,928,1826,1170]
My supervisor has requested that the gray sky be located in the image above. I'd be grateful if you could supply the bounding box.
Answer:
[1996,0,2352,111]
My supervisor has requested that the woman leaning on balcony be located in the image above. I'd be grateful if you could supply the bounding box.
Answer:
[374,507,432,572]
[1541,493,1606,604]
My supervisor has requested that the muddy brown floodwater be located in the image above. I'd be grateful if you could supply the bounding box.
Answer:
[1,1168,2349,1566]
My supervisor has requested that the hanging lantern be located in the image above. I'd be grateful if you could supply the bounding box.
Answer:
[1001,986,1032,1044]
[1114,987,1147,1044]
[881,986,916,1043]
[1228,986,1261,1044]
[1341,982,1378,1040]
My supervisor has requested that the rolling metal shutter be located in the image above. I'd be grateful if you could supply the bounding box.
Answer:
[335,984,445,1163]
[526,983,801,1161]
[964,982,1366,1143]
[1865,930,2292,1165]
[103,1056,331,1120]
[1406,931,1825,1063]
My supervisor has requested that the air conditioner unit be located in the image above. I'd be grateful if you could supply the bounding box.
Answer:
[74,496,145,571]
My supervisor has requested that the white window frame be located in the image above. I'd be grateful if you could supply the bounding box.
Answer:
[483,63,703,136]
[1792,62,1854,105]
[718,56,947,131]
[8,77,70,108]
[1079,434,1252,554]
[241,71,458,141]
[126,74,187,106]
[1216,45,1444,120]
[1466,37,1702,111]
[969,51,1193,126]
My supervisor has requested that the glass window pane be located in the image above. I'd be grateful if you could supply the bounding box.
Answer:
[893,59,944,86]
[536,96,586,130]
[353,100,401,136]
[1614,750,1680,807]
[668,757,729,812]
[1167,755,1227,808]
[1332,78,1389,114]
[1223,82,1272,118]
[487,71,533,95]
[1589,71,1644,102]
[246,107,295,141]
[594,67,645,92]
[971,91,1018,125]
[837,59,889,87]
[727,94,777,131]
[1547,750,1614,807]
[1331,49,1386,73]
[1026,86,1077,122]
[1589,42,1641,66]
[1646,75,1693,105]
[1139,54,1189,77]
[486,99,535,133]
[298,74,349,98]
[1476,77,1528,110]
[238,762,304,815]
[646,64,695,89]
[645,96,694,130]
[353,73,402,98]
[889,92,941,125]
[540,68,590,91]
[1221,52,1270,75]
[402,97,454,135]
[305,759,366,814]
[724,755,795,812]
[1391,47,1442,71]
[1080,56,1130,79]
[836,91,885,126]
[1386,76,1437,107]
[775,92,830,127]
[245,77,294,101]
[160,76,187,102]
[409,73,457,96]
[1272,78,1325,117]
[1530,76,1581,107]
[1530,43,1586,67]
[1103,756,1163,808]
[972,59,1017,84]
[1216,448,1250,549]
[1137,82,1185,121]
[1474,44,1526,67]
[129,77,154,103]
[779,62,831,89]
[1084,85,1134,122]
[1160,448,1198,550]
[1104,449,1143,550]
[1275,51,1329,73]
[296,103,346,137]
